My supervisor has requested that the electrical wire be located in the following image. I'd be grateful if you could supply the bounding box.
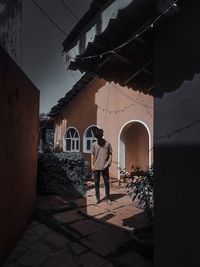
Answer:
[58,0,78,28]
[68,71,152,114]
[59,0,79,21]
[112,83,153,109]
[32,0,67,36]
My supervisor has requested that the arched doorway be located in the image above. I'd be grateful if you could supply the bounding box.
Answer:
[118,121,150,177]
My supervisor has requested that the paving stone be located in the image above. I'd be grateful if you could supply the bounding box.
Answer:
[3,252,21,265]
[58,224,81,240]
[93,212,115,221]
[79,252,107,267]
[70,219,104,236]
[70,242,88,255]
[84,198,97,206]
[72,198,87,208]
[17,250,47,266]
[79,205,109,217]
[45,232,69,248]
[29,240,51,254]
[96,201,124,211]
[123,203,142,212]
[22,222,51,244]
[31,222,51,234]
[11,240,30,253]
[3,179,150,267]
[22,233,44,245]
[113,249,153,267]
[36,195,69,210]
[80,227,130,256]
[122,212,147,230]
[2,262,21,267]
[81,238,110,257]
[53,210,84,224]
[115,196,134,208]
[98,213,126,229]
[115,206,142,217]
[41,253,78,267]
[49,248,69,258]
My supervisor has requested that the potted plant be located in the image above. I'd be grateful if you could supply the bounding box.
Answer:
[126,165,154,258]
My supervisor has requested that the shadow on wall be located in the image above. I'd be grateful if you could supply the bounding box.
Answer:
[154,145,200,267]
[154,2,200,266]
[154,0,200,97]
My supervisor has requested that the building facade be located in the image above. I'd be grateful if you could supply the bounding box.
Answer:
[49,74,153,179]
[50,0,200,266]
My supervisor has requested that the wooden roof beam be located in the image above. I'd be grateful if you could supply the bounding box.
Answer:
[112,53,134,64]
[123,60,153,85]
[141,68,152,76]
[136,36,151,48]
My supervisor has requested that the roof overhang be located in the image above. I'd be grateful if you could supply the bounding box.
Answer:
[63,0,179,95]
[48,72,95,117]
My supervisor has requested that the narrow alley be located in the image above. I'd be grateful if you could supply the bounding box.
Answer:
[2,180,153,267]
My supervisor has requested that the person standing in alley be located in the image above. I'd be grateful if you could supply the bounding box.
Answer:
[91,128,113,204]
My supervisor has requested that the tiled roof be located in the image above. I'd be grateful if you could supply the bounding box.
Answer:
[48,72,95,117]
[63,0,179,94]
[62,0,113,51]
[63,0,157,94]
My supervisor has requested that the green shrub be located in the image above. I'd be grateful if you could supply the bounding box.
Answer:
[126,166,154,228]
[37,152,89,199]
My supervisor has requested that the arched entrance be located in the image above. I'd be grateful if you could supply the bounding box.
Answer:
[118,120,150,178]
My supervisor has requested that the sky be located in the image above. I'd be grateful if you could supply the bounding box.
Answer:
[21,0,92,114]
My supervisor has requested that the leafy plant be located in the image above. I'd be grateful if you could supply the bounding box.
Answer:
[126,166,154,228]
[37,152,89,199]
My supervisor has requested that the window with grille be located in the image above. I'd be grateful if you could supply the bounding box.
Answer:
[64,128,80,152]
[83,126,98,153]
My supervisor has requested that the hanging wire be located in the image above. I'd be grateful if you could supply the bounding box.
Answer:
[32,0,67,36]
[140,94,153,118]
[155,118,200,140]
[58,0,75,27]
[112,83,153,109]
[69,71,134,114]
[59,0,79,21]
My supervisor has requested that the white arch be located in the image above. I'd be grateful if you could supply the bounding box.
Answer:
[83,125,100,153]
[63,126,80,152]
[117,120,152,180]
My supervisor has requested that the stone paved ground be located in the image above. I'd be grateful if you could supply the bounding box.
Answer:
[2,179,153,267]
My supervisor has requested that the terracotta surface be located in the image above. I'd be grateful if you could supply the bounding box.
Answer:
[2,180,153,266]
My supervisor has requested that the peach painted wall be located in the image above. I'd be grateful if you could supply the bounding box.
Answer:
[54,77,153,178]
[0,47,39,263]
[55,77,105,164]
[95,82,153,177]
[123,123,149,171]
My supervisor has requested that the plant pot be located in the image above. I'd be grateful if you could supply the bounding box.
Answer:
[131,227,153,259]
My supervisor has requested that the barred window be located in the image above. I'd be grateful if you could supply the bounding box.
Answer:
[64,127,80,152]
[83,126,98,153]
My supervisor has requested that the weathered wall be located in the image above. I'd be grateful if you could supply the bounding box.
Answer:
[54,77,153,178]
[154,2,200,266]
[0,46,39,263]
